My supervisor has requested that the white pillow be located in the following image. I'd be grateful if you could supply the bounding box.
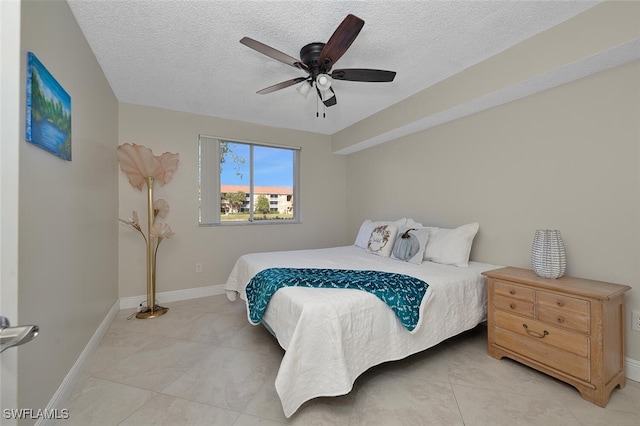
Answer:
[404,218,424,229]
[355,218,406,248]
[367,225,398,257]
[423,222,479,267]
[392,227,430,264]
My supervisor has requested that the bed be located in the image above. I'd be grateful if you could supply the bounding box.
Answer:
[224,220,500,417]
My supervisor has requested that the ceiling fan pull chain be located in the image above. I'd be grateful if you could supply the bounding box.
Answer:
[316,84,321,118]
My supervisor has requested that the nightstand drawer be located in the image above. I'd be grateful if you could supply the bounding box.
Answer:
[494,327,590,382]
[538,305,589,334]
[494,294,534,317]
[537,291,589,315]
[493,280,534,302]
[494,309,589,357]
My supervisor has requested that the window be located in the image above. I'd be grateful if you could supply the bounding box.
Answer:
[199,136,300,225]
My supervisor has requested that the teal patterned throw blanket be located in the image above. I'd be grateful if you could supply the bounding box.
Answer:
[245,268,430,332]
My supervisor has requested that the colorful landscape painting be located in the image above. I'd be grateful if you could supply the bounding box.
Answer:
[26,52,72,161]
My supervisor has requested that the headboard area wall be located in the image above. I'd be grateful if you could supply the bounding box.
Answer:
[345,59,640,362]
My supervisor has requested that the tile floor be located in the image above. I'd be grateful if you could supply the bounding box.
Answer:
[61,295,640,425]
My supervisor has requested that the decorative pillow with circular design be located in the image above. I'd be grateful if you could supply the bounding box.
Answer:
[366,225,398,257]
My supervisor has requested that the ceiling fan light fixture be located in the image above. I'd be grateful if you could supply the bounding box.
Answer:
[296,80,312,98]
[315,74,332,92]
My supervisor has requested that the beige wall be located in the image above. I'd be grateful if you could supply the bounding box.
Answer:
[333,0,640,155]
[18,0,119,417]
[346,59,640,360]
[117,104,348,299]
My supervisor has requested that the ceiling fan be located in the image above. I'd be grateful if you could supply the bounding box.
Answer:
[240,14,396,111]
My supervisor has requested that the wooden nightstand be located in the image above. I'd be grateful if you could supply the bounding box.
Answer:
[483,267,631,407]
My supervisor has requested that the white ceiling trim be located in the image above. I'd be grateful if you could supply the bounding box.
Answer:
[335,38,640,155]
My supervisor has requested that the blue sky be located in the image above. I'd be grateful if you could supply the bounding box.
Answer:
[220,143,293,188]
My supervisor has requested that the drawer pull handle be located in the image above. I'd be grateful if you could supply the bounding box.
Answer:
[556,316,564,323]
[509,303,516,309]
[556,300,565,307]
[522,324,548,339]
[509,289,516,295]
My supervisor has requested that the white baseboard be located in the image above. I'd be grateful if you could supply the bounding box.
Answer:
[36,300,120,426]
[40,286,226,425]
[119,284,226,310]
[626,357,640,383]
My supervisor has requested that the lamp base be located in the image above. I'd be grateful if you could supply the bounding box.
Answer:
[135,305,169,319]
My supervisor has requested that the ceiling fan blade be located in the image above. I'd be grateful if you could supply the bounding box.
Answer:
[256,77,308,94]
[323,94,337,107]
[331,68,396,82]
[318,14,364,70]
[316,86,337,107]
[240,37,308,71]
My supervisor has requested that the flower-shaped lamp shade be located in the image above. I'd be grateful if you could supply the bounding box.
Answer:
[154,199,170,219]
[150,222,174,241]
[157,151,179,185]
[117,143,179,190]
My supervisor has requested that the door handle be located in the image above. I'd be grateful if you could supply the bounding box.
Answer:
[0,316,39,353]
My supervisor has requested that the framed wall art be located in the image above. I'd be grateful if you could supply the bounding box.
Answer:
[26,52,72,161]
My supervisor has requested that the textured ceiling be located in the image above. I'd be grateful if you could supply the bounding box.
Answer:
[67,0,600,135]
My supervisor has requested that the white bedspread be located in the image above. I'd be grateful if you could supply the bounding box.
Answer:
[224,245,499,417]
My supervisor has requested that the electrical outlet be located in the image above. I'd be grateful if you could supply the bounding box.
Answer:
[633,310,640,332]
[195,263,203,273]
